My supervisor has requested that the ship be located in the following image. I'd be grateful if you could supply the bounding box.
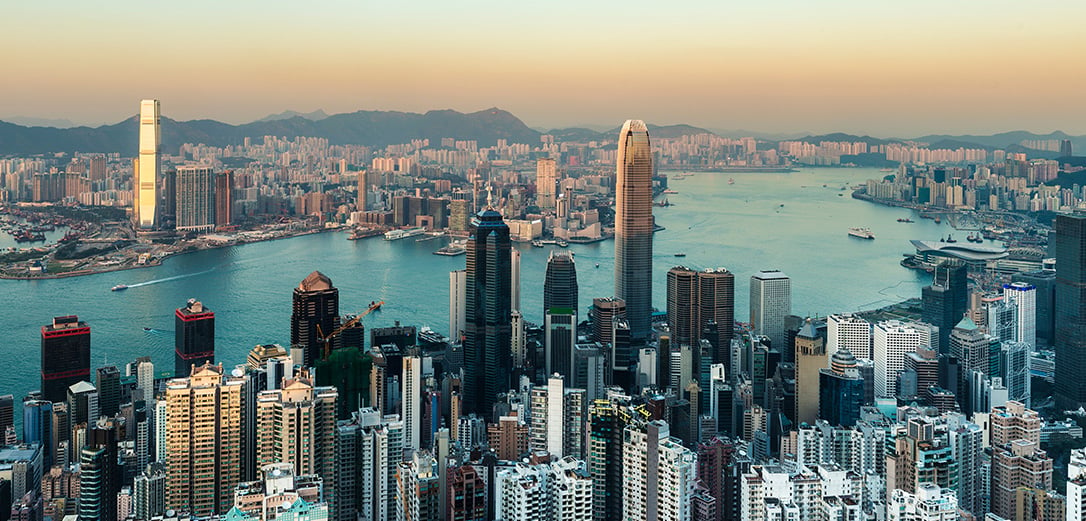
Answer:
[848,227,875,240]
[897,218,914,223]
[111,284,128,292]
[663,189,678,194]
[383,227,426,241]
[728,178,735,185]
[531,240,544,248]
[434,240,467,256]
[674,252,687,257]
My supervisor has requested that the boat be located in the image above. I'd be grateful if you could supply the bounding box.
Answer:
[434,240,467,256]
[848,227,875,240]
[934,216,941,224]
[897,218,914,223]
[674,252,687,257]
[143,327,152,331]
[663,189,678,194]
[111,284,128,292]
[370,301,382,311]
[728,178,735,185]
[595,263,600,268]
[531,240,544,248]
[941,234,956,243]
[557,239,569,248]
[383,227,426,241]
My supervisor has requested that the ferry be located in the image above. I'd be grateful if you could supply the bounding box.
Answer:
[674,252,687,257]
[111,284,128,292]
[848,227,875,240]
[434,240,467,256]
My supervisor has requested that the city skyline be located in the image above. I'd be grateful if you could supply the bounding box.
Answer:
[4,1,1086,136]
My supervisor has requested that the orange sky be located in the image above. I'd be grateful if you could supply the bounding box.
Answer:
[3,1,1084,136]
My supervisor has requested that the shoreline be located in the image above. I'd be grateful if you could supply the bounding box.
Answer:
[0,227,333,281]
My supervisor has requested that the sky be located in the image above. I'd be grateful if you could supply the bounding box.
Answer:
[3,1,1085,136]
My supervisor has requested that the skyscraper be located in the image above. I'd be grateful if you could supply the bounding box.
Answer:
[165,362,244,517]
[622,420,697,521]
[135,99,160,230]
[175,165,216,232]
[818,347,866,427]
[1002,282,1037,347]
[666,266,698,346]
[536,158,557,210]
[175,298,215,376]
[827,313,872,358]
[793,319,825,426]
[41,315,91,404]
[873,320,933,398]
[463,208,512,418]
[291,271,341,367]
[921,260,968,353]
[614,120,654,341]
[545,308,577,378]
[214,171,233,228]
[1056,212,1086,409]
[449,270,467,342]
[95,365,121,418]
[667,267,734,363]
[543,251,578,321]
[750,270,791,348]
[510,248,521,313]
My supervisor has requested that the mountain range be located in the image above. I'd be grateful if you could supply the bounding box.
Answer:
[0,108,1082,156]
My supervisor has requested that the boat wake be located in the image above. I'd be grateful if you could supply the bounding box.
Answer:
[125,268,215,289]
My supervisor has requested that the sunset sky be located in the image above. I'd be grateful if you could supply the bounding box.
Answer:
[4,1,1084,136]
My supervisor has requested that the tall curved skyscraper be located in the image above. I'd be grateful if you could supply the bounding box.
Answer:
[614,120,654,340]
[135,99,160,230]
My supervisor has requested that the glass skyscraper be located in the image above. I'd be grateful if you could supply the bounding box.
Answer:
[135,99,160,229]
[614,120,654,341]
[463,208,512,418]
[1055,212,1086,409]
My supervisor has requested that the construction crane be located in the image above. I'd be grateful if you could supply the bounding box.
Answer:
[317,300,384,359]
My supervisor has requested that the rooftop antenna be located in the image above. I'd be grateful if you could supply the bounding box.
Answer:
[486,183,495,209]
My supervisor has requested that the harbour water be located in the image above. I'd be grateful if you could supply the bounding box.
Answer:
[0,167,962,403]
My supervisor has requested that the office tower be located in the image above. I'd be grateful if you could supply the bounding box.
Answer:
[214,171,233,227]
[22,399,53,468]
[315,345,371,421]
[135,357,155,402]
[1019,269,1055,345]
[67,381,97,435]
[449,270,467,342]
[1056,212,1086,409]
[395,450,440,521]
[511,248,521,312]
[699,268,735,363]
[990,401,1052,519]
[873,320,932,398]
[921,260,968,352]
[78,419,120,521]
[0,395,13,445]
[40,315,90,404]
[543,251,578,321]
[494,458,593,521]
[536,158,557,209]
[134,99,160,229]
[749,270,791,348]
[544,308,576,378]
[793,319,825,426]
[818,350,865,428]
[986,296,1017,343]
[667,266,698,346]
[94,366,120,418]
[174,165,216,232]
[948,317,996,410]
[614,119,654,341]
[1002,281,1037,347]
[571,343,606,401]
[623,420,697,521]
[510,311,526,368]
[529,376,566,458]
[175,298,215,376]
[165,362,244,517]
[463,208,512,418]
[255,369,338,514]
[587,400,631,521]
[827,313,871,358]
[401,356,423,452]
[1001,341,1031,406]
[887,484,958,521]
[292,271,341,367]
[336,408,404,521]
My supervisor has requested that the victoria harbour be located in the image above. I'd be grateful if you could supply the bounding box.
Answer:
[0,167,954,402]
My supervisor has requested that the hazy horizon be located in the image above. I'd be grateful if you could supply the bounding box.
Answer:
[5,1,1085,136]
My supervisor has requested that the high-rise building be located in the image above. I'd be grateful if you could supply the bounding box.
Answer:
[873,321,933,398]
[826,313,871,358]
[395,450,440,521]
[749,271,791,348]
[699,268,735,363]
[78,419,120,521]
[0,394,13,445]
[356,170,367,211]
[1055,212,1086,409]
[793,319,825,426]
[536,158,557,210]
[1002,281,1037,347]
[41,315,91,404]
[986,296,1017,343]
[449,270,467,343]
[1061,139,1074,157]
[544,308,577,378]
[291,271,341,367]
[494,457,593,521]
[175,298,215,376]
[165,362,245,517]
[401,356,423,452]
[335,408,404,521]
[623,420,697,521]
[511,248,521,313]
[446,462,487,521]
[818,348,866,427]
[255,369,338,514]
[667,266,698,346]
[134,99,160,230]
[1019,269,1056,346]
[921,260,968,353]
[591,297,626,345]
[133,462,167,521]
[95,365,120,418]
[214,171,233,227]
[175,165,216,232]
[887,484,958,521]
[543,251,578,321]
[487,415,529,461]
[463,208,512,418]
[614,120,654,341]
[989,401,1052,519]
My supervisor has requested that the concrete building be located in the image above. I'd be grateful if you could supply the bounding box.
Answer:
[827,313,872,359]
[874,321,934,398]
[750,270,791,349]
[623,420,698,521]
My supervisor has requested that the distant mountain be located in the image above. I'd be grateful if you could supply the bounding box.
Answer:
[545,127,606,142]
[0,107,542,155]
[795,133,894,146]
[0,116,78,128]
[255,109,329,122]
[913,130,1083,151]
